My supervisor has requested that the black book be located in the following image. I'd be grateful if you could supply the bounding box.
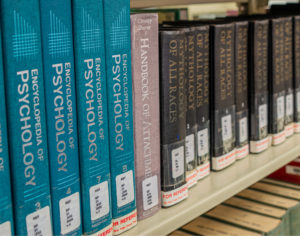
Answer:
[283,16,294,137]
[194,25,211,179]
[234,20,249,159]
[159,28,188,207]
[269,17,286,145]
[248,18,270,153]
[294,16,300,130]
[210,22,236,170]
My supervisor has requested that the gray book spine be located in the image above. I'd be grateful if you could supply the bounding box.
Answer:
[131,13,161,220]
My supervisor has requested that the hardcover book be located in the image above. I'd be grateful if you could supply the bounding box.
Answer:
[130,13,161,220]
[0,0,52,234]
[39,0,82,234]
[103,0,137,234]
[159,28,188,207]
[194,25,210,180]
[234,21,249,159]
[269,17,286,145]
[224,197,289,235]
[293,16,300,132]
[283,17,294,138]
[248,19,269,153]
[181,217,261,236]
[0,25,14,236]
[206,205,282,236]
[161,23,198,187]
[72,0,113,235]
[251,182,300,236]
[210,23,236,171]
[184,27,197,188]
[237,188,300,236]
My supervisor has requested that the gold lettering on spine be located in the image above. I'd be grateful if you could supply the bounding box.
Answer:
[187,34,195,111]
[169,40,178,124]
[220,28,233,101]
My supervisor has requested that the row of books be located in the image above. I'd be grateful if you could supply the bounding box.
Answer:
[171,178,300,236]
[0,0,138,235]
[2,1,300,236]
[157,12,300,208]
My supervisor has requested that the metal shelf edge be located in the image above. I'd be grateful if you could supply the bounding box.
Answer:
[123,134,300,236]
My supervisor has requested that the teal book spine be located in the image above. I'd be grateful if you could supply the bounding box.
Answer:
[72,0,113,235]
[0,0,52,235]
[39,0,82,235]
[103,0,137,234]
[0,24,14,236]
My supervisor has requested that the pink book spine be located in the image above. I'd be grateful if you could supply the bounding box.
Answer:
[130,13,161,220]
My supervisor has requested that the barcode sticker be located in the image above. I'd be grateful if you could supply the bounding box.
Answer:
[185,134,195,163]
[59,192,81,235]
[259,104,267,128]
[0,221,11,236]
[222,114,232,142]
[277,96,285,119]
[197,128,208,156]
[297,91,300,112]
[116,170,134,208]
[89,181,110,221]
[142,175,159,211]
[286,94,294,116]
[26,206,52,236]
[239,117,248,143]
[171,146,184,179]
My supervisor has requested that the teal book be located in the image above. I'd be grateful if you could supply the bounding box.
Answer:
[39,0,82,235]
[72,0,113,235]
[103,0,137,234]
[0,0,52,234]
[0,24,14,236]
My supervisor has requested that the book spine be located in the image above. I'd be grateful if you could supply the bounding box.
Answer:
[0,24,14,236]
[39,0,82,235]
[130,14,161,220]
[269,19,285,137]
[194,26,210,174]
[235,22,249,149]
[0,0,52,234]
[293,16,300,123]
[103,0,137,234]
[72,0,113,235]
[249,20,269,144]
[283,17,294,134]
[211,24,236,170]
[185,28,197,187]
[160,30,187,203]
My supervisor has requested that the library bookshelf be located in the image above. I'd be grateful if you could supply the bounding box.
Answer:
[123,134,300,236]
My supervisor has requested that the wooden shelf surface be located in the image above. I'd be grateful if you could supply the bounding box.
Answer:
[123,134,300,236]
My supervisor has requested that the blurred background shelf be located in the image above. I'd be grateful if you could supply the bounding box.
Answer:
[131,0,248,8]
[123,134,300,236]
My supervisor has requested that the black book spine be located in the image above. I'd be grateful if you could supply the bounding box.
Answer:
[294,16,300,123]
[210,24,236,161]
[185,29,197,174]
[160,30,186,192]
[269,18,285,135]
[195,26,210,166]
[283,17,294,129]
[249,20,269,142]
[235,21,249,149]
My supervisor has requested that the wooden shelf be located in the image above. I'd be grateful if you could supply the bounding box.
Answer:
[124,134,300,236]
[131,0,248,8]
